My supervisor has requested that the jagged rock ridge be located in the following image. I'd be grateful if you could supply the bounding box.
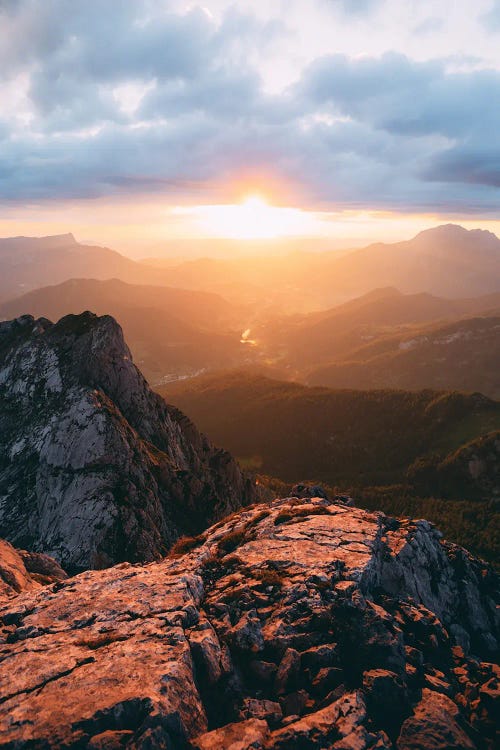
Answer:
[0,495,498,749]
[0,313,255,571]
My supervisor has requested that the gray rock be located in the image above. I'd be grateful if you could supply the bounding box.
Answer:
[0,313,256,570]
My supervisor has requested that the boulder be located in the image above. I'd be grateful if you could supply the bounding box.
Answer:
[0,539,38,603]
[397,689,476,749]
[193,719,269,750]
[275,648,301,695]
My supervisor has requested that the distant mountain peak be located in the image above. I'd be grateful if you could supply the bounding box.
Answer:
[414,223,499,243]
[0,232,78,246]
[51,232,77,244]
[359,286,402,299]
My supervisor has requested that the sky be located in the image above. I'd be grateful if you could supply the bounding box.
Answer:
[0,0,499,253]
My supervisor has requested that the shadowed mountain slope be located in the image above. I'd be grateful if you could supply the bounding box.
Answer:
[254,286,500,371]
[163,371,500,561]
[162,371,500,489]
[305,316,500,399]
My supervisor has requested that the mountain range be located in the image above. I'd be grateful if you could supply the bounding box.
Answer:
[1,224,499,553]
[142,224,500,310]
[3,224,500,313]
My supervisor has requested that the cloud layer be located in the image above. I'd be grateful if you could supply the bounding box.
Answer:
[0,0,499,215]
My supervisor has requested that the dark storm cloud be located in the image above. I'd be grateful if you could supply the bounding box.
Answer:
[0,0,499,214]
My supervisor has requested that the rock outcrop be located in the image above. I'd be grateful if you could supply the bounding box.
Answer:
[0,539,67,604]
[0,313,256,571]
[0,496,498,748]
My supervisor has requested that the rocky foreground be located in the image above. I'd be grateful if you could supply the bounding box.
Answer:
[1,495,498,749]
[0,313,255,571]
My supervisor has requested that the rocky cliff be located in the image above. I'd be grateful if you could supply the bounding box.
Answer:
[0,313,256,571]
[0,495,498,749]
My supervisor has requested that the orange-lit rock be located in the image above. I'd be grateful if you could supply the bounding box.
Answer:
[0,496,498,748]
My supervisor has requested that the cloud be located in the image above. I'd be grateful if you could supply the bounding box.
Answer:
[327,0,384,16]
[297,52,500,139]
[413,17,445,36]
[481,0,500,31]
[0,1,499,216]
[423,148,500,189]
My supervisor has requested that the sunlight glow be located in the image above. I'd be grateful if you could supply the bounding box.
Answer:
[175,194,321,239]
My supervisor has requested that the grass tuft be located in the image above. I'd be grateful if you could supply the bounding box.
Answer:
[170,533,205,557]
[274,505,331,525]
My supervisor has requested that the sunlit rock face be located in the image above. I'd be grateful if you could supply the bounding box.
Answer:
[0,496,498,749]
[0,538,67,604]
[0,313,256,571]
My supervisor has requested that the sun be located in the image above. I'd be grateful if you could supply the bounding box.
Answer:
[203,193,287,239]
[241,194,267,209]
[186,193,319,240]
[233,194,282,239]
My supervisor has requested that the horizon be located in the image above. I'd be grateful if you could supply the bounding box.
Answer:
[1,1,500,251]
[1,220,500,261]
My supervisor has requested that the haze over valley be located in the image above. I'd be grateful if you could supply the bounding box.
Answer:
[2,225,500,394]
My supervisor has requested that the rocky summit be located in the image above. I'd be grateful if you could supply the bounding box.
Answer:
[0,313,255,571]
[0,495,498,749]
